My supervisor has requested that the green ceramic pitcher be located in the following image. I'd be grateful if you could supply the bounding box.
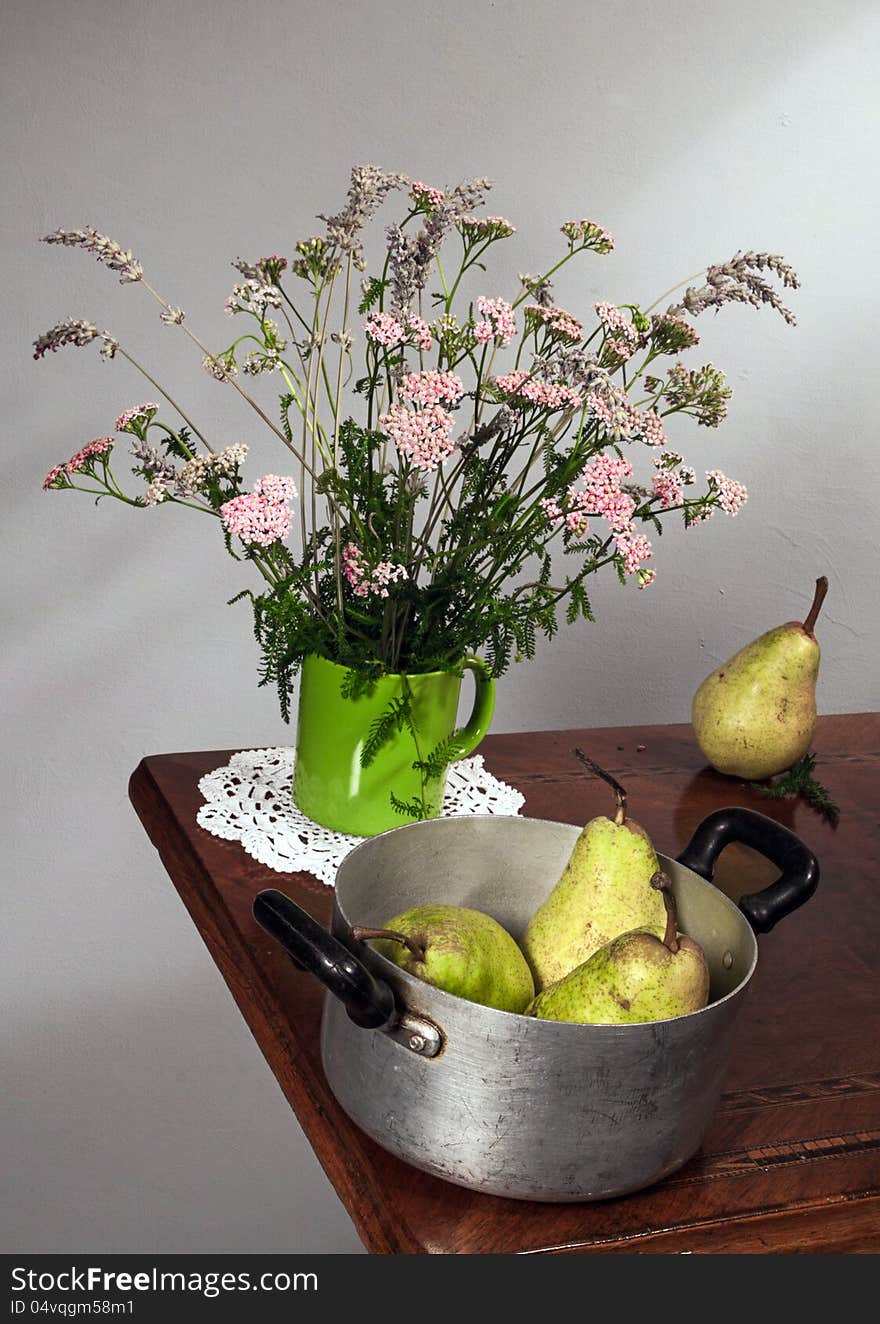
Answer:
[293,654,496,836]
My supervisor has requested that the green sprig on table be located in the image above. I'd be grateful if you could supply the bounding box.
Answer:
[751,752,839,823]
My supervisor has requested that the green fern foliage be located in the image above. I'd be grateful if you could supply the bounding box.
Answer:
[361,696,413,768]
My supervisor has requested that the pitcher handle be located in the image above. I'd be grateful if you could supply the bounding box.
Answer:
[449,656,496,759]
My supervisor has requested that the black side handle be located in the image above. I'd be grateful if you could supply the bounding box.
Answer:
[253,889,396,1029]
[677,807,819,934]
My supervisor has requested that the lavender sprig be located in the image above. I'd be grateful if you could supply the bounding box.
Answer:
[33,319,118,360]
[668,250,800,326]
[519,273,555,307]
[319,164,408,270]
[42,227,143,284]
[386,176,492,314]
[130,439,177,483]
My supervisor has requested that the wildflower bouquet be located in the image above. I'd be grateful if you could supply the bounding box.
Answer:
[35,167,799,729]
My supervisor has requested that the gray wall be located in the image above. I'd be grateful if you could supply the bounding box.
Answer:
[3,0,877,1253]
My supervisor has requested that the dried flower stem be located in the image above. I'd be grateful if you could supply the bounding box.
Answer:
[117,347,213,451]
[332,255,355,613]
[644,268,708,316]
[140,278,320,479]
[304,272,338,594]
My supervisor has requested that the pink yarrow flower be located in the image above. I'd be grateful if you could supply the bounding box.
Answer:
[651,471,684,507]
[539,495,591,538]
[540,496,564,524]
[252,474,296,505]
[371,560,407,595]
[560,219,615,252]
[707,470,748,515]
[67,436,114,470]
[341,543,369,596]
[364,311,404,348]
[407,314,432,351]
[639,410,667,447]
[542,454,634,535]
[342,542,407,599]
[652,451,695,484]
[495,370,582,411]
[592,403,665,446]
[580,454,636,531]
[651,311,700,351]
[595,302,641,360]
[43,436,115,489]
[42,463,66,490]
[585,388,641,442]
[525,304,583,342]
[220,474,296,547]
[615,528,653,575]
[115,403,159,433]
[543,451,653,581]
[398,370,464,407]
[410,181,445,210]
[364,311,432,352]
[474,296,516,346]
[459,215,517,240]
[378,403,456,470]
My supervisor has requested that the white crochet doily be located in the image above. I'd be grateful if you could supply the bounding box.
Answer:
[197,747,524,887]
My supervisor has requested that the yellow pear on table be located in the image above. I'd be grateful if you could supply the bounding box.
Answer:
[522,752,666,992]
[692,577,827,781]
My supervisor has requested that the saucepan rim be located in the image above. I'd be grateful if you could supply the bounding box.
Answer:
[333,813,760,1032]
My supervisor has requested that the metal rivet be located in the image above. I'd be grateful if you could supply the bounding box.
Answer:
[408,1034,426,1053]
[722,951,734,969]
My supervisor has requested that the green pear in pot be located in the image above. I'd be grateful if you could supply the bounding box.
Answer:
[522,752,667,992]
[354,905,535,1013]
[692,576,828,781]
[527,872,710,1024]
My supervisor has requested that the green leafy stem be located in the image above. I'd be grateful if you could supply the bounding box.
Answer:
[750,752,840,824]
[359,676,467,820]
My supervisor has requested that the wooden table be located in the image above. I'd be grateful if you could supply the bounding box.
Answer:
[129,714,880,1254]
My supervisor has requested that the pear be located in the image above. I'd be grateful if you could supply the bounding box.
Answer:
[522,752,666,992]
[354,904,534,1013]
[692,577,828,781]
[528,872,710,1024]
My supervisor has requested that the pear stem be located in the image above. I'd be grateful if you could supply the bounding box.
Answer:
[650,871,680,954]
[573,748,627,825]
[351,926,426,961]
[802,576,828,636]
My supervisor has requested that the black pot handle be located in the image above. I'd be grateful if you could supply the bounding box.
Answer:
[677,807,819,933]
[253,889,396,1030]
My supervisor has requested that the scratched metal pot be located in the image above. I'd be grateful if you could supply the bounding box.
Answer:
[254,808,818,1202]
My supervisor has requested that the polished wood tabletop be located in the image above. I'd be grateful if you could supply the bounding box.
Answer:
[129,714,880,1254]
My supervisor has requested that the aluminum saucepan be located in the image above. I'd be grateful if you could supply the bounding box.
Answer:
[253,807,818,1202]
